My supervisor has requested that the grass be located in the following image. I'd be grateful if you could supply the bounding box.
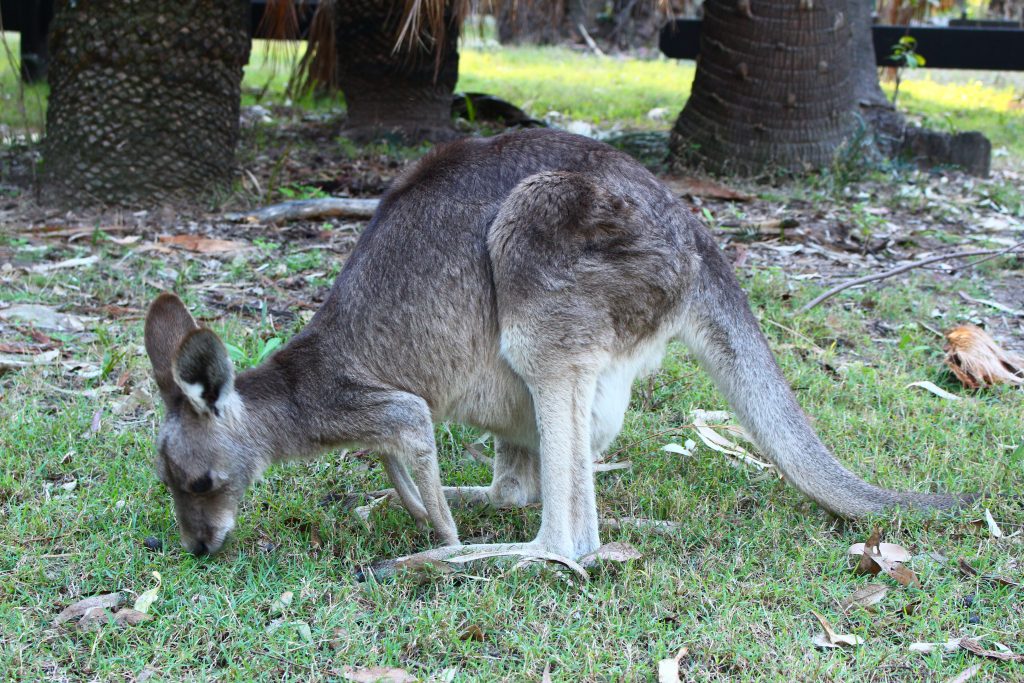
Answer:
[0,33,47,143]
[892,75,1024,163]
[1,26,1023,683]
[457,48,693,128]
[1,230,1021,680]
[5,31,1023,161]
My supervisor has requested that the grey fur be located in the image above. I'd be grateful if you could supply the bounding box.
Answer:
[144,129,965,559]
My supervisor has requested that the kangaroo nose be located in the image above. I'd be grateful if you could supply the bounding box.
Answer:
[191,540,209,556]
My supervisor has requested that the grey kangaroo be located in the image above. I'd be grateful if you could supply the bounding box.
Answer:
[145,129,966,561]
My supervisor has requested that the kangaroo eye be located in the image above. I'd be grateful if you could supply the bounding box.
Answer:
[188,473,213,494]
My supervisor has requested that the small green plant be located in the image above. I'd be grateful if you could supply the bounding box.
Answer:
[224,335,283,369]
[252,237,279,255]
[700,206,717,231]
[285,249,325,274]
[278,184,329,201]
[889,36,925,107]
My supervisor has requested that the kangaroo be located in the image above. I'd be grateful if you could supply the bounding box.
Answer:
[144,129,967,560]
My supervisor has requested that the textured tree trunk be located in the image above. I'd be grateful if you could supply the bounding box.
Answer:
[336,0,459,143]
[497,0,568,45]
[669,0,857,175]
[851,0,905,159]
[43,0,250,206]
[496,0,602,46]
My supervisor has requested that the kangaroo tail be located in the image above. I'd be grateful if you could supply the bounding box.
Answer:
[675,234,970,518]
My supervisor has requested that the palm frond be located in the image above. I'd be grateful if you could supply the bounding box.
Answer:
[289,0,337,97]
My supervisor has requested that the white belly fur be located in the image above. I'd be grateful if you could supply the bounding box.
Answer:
[591,332,673,457]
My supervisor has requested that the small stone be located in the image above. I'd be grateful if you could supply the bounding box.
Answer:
[143,536,162,551]
[968,614,981,625]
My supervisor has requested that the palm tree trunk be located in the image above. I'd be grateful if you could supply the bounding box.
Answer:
[668,0,857,175]
[336,0,459,143]
[43,0,251,206]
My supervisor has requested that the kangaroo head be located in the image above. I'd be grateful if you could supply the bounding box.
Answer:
[144,293,265,555]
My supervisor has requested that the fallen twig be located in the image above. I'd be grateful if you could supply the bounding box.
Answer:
[225,197,380,225]
[957,291,1023,317]
[577,23,606,57]
[798,242,1023,313]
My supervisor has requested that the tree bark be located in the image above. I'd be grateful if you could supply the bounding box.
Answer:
[669,0,858,175]
[496,0,569,45]
[336,0,460,143]
[43,0,250,206]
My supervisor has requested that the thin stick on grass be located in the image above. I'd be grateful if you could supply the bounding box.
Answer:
[798,242,1024,313]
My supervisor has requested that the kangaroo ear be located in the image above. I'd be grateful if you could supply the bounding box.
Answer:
[172,328,236,417]
[144,293,198,401]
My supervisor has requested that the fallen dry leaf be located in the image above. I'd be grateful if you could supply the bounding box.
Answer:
[906,380,962,401]
[270,590,294,613]
[542,663,553,683]
[352,494,389,530]
[657,647,688,683]
[661,175,753,201]
[0,304,85,332]
[579,541,643,568]
[957,557,980,577]
[77,606,112,630]
[811,611,865,648]
[689,409,773,470]
[133,571,161,614]
[30,255,100,273]
[849,530,920,586]
[849,538,911,567]
[295,621,313,643]
[107,234,142,246]
[944,324,1024,389]
[840,583,889,611]
[158,234,249,254]
[958,290,1024,317]
[0,341,56,354]
[959,637,1024,662]
[113,608,154,628]
[459,623,485,642]
[909,638,961,654]
[0,349,60,373]
[53,592,123,626]
[662,440,696,457]
[944,664,982,683]
[956,557,1020,587]
[342,666,417,683]
[984,509,1003,539]
[593,460,632,473]
[884,564,923,589]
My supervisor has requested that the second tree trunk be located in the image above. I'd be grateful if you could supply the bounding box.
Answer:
[669,0,857,175]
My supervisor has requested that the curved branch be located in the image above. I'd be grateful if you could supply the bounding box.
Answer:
[798,242,1024,313]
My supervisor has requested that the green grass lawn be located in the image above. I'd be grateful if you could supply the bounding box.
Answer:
[457,48,693,129]
[1,235,1021,680]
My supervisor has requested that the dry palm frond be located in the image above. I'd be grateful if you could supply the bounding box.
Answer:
[257,0,304,40]
[259,0,321,95]
[289,0,337,97]
[944,324,1024,389]
[396,0,477,54]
